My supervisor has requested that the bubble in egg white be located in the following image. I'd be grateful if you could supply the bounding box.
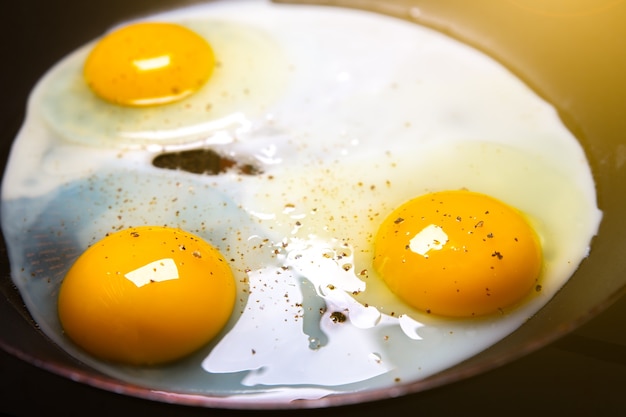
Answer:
[1,0,602,405]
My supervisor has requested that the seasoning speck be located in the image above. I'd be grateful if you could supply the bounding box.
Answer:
[330,311,347,323]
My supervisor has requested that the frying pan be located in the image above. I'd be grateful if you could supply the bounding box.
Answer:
[1,0,625,411]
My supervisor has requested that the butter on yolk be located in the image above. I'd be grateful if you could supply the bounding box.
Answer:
[58,226,235,365]
[373,190,542,317]
[83,22,215,106]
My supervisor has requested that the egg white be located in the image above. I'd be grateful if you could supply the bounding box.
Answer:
[1,0,602,405]
[37,13,288,149]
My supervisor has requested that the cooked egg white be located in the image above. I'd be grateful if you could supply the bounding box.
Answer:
[1,0,602,405]
[37,15,287,149]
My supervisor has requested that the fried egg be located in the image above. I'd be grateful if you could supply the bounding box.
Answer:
[58,225,237,365]
[1,0,602,405]
[38,13,287,149]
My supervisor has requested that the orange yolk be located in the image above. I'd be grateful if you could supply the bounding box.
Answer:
[373,190,542,317]
[83,22,215,106]
[58,226,236,365]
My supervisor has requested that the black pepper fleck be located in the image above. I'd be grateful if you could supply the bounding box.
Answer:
[330,311,347,323]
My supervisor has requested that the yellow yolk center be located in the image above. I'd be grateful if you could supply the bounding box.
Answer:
[83,22,215,106]
[57,226,236,365]
[373,190,542,317]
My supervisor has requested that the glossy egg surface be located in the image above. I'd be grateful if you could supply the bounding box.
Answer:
[1,0,602,405]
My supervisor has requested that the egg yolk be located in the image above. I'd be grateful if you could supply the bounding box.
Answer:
[57,226,236,365]
[83,22,215,106]
[373,190,542,317]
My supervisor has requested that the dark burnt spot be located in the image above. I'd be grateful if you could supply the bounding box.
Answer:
[152,149,261,176]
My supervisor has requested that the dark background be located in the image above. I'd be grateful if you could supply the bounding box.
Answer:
[1,1,625,416]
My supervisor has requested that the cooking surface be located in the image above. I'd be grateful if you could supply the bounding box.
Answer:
[0,1,624,415]
[1,295,624,416]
